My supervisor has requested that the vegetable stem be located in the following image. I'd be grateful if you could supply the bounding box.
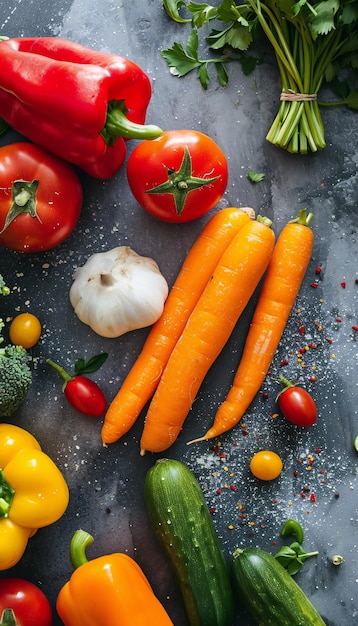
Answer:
[69,529,93,569]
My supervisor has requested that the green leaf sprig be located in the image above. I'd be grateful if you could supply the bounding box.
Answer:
[162,0,358,152]
[274,519,319,575]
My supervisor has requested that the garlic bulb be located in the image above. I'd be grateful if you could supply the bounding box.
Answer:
[69,246,168,338]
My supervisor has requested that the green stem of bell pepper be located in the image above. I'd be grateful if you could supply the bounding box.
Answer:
[101,100,162,146]
[0,469,15,519]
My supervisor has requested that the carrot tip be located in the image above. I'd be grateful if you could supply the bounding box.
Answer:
[187,435,208,445]
[140,448,146,456]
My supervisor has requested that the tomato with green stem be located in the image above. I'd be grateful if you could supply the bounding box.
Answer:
[9,313,41,348]
[0,578,52,626]
[126,130,228,223]
[277,377,317,427]
[0,142,82,252]
[46,353,108,417]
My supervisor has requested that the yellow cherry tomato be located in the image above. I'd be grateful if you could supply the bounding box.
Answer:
[250,450,283,481]
[9,312,41,348]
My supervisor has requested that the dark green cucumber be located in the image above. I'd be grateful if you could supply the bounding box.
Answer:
[144,458,234,626]
[232,547,326,626]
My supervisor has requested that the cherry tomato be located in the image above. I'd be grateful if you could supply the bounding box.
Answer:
[0,142,82,252]
[250,450,283,481]
[64,376,107,417]
[9,312,41,348]
[0,578,52,626]
[278,386,317,427]
[126,130,228,223]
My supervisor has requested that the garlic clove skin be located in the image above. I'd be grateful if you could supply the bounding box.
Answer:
[69,246,169,338]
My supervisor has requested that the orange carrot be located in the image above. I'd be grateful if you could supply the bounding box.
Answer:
[189,209,314,444]
[101,207,255,445]
[139,216,275,455]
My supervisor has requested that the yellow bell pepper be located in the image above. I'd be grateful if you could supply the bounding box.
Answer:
[0,423,69,570]
[57,530,174,625]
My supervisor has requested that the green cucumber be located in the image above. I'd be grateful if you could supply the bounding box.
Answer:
[232,547,326,625]
[144,458,234,626]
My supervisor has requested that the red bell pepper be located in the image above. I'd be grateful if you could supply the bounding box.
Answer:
[0,37,162,179]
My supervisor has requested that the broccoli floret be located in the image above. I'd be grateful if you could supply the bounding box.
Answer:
[0,274,10,297]
[0,344,32,416]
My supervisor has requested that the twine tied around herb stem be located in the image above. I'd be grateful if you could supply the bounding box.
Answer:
[280,90,317,102]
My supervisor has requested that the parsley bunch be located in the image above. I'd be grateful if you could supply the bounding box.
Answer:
[162,0,358,153]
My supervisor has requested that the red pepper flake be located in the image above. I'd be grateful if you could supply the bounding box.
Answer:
[355,278,358,284]
[336,318,342,323]
[216,489,222,494]
[272,541,277,545]
[301,493,307,499]
[230,485,237,492]
[262,391,269,399]
[298,325,305,335]
[298,347,306,355]
[239,514,245,519]
[241,429,249,436]
[210,507,216,513]
[310,493,316,502]
[319,469,325,475]
[341,281,346,288]
[293,470,299,477]
[315,267,322,275]
[315,448,322,453]
[272,499,278,504]
[326,337,333,344]
[310,282,319,288]
[297,459,303,464]
[309,375,317,382]
[352,325,358,332]
[280,359,289,366]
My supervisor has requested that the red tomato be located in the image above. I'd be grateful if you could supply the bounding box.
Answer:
[0,142,82,252]
[64,376,107,417]
[0,578,52,626]
[278,386,317,427]
[126,130,228,223]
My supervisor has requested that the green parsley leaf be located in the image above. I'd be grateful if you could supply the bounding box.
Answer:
[215,61,229,86]
[161,31,201,78]
[163,0,191,22]
[187,2,218,27]
[247,170,265,183]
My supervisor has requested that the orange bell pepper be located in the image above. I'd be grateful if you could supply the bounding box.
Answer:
[56,530,174,625]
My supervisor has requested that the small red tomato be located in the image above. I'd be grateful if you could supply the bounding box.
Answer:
[0,578,52,626]
[126,130,228,223]
[0,142,82,252]
[46,354,108,418]
[64,376,107,417]
[278,386,317,427]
